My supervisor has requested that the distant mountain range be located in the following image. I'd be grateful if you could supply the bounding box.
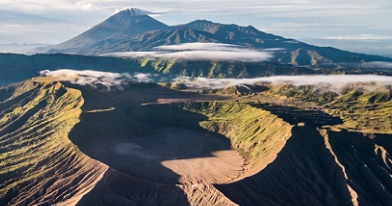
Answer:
[0,43,49,54]
[43,8,392,67]
[1,8,392,88]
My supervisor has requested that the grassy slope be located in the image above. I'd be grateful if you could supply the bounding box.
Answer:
[181,102,292,172]
[0,80,107,205]
[270,84,392,134]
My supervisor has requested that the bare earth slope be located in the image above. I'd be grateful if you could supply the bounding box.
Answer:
[0,80,108,205]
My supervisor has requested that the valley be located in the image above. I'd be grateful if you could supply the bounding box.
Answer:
[0,75,391,205]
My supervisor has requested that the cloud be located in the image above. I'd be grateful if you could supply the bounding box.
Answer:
[174,75,392,92]
[75,2,95,11]
[40,69,153,90]
[366,61,392,68]
[322,34,392,40]
[114,7,160,15]
[155,43,240,51]
[108,43,274,62]
[133,73,154,82]
[38,69,392,94]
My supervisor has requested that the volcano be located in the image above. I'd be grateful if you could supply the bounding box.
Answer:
[1,73,392,205]
[43,8,392,66]
[46,8,169,54]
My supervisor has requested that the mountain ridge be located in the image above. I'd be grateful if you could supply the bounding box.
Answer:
[45,8,169,53]
[43,8,392,67]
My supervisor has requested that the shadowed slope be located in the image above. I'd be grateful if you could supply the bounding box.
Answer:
[66,85,244,205]
[76,168,190,206]
[213,106,352,205]
[328,131,392,206]
[216,126,355,206]
[215,104,392,206]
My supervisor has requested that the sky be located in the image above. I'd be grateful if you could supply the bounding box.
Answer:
[0,0,391,56]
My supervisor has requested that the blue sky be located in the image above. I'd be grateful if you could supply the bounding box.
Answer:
[1,0,391,55]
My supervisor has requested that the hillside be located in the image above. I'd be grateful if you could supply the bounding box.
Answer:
[0,53,315,87]
[1,75,392,205]
[2,53,392,89]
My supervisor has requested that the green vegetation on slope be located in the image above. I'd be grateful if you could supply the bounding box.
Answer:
[182,102,292,164]
[269,84,392,134]
[0,80,107,206]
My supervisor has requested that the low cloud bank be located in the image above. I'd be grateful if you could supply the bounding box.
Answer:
[39,70,392,94]
[366,61,392,68]
[174,75,392,91]
[107,43,274,62]
[322,35,392,41]
[40,69,153,90]
[155,43,244,51]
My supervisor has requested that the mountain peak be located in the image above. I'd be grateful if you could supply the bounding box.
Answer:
[116,8,152,16]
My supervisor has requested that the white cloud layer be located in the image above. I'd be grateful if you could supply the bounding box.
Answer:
[38,69,392,94]
[40,69,152,90]
[108,43,273,62]
[155,43,240,51]
[322,34,392,40]
[174,75,392,91]
[366,61,392,68]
